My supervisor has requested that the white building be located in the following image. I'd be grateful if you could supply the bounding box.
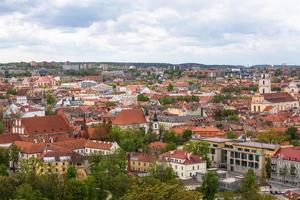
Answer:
[160,149,206,180]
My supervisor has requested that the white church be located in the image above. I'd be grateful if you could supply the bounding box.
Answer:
[251,73,300,113]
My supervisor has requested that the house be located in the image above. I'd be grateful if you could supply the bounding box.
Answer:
[13,141,45,159]
[49,138,119,156]
[11,115,72,143]
[127,152,157,175]
[271,147,300,187]
[159,149,206,180]
[112,108,149,133]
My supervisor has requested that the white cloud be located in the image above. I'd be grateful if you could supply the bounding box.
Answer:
[0,0,300,64]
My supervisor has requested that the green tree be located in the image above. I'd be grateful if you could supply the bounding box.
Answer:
[182,129,193,142]
[183,141,211,168]
[66,165,77,180]
[9,144,20,172]
[0,121,4,135]
[265,157,271,179]
[285,126,298,140]
[64,179,88,200]
[121,183,200,200]
[240,169,259,200]
[226,131,236,139]
[19,157,44,175]
[149,164,177,183]
[200,171,218,200]
[0,147,9,165]
[137,94,149,102]
[0,164,8,176]
[166,83,174,91]
[15,183,46,200]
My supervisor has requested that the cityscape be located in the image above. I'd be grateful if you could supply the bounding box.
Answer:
[1,1,300,200]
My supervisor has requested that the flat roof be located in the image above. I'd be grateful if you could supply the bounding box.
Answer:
[233,141,279,150]
[201,137,231,143]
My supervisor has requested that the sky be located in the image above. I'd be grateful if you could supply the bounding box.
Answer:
[1,0,300,65]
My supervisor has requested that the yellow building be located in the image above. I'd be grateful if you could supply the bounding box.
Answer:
[128,152,156,173]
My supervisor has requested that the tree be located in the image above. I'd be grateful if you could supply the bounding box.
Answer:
[162,130,179,144]
[183,141,211,168]
[182,129,193,142]
[149,164,177,183]
[0,164,8,176]
[19,157,44,175]
[240,169,259,200]
[226,131,236,139]
[45,93,55,106]
[15,183,46,200]
[257,130,289,144]
[66,165,77,180]
[166,83,174,91]
[0,122,4,135]
[121,183,200,200]
[9,144,20,172]
[137,94,149,102]
[285,126,298,140]
[0,147,9,165]
[64,179,88,200]
[200,171,218,200]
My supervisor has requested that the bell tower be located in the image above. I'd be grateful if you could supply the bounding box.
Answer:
[259,73,271,94]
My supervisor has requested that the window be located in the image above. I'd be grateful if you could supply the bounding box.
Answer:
[248,155,253,161]
[235,160,240,166]
[242,153,247,159]
[230,159,234,164]
[235,152,240,158]
[211,149,215,155]
[242,161,247,167]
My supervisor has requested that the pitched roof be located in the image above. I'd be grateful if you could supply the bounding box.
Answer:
[273,147,300,162]
[263,92,296,103]
[21,115,71,135]
[14,141,45,154]
[129,152,157,162]
[160,149,203,164]
[149,141,167,149]
[0,134,22,144]
[112,108,146,125]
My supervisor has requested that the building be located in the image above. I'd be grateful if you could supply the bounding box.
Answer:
[159,149,206,180]
[112,108,149,133]
[224,141,280,176]
[251,92,299,113]
[259,73,271,94]
[271,147,300,186]
[11,115,72,143]
[127,152,157,175]
[196,137,280,176]
[251,73,300,112]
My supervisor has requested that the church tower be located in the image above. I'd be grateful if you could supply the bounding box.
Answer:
[259,73,271,94]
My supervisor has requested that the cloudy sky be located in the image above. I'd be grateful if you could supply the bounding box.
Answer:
[0,0,300,64]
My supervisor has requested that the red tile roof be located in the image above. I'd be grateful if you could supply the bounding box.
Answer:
[263,92,296,103]
[21,115,72,135]
[273,147,300,162]
[160,149,203,164]
[14,141,45,154]
[0,134,22,144]
[129,152,157,162]
[283,190,300,200]
[112,108,147,125]
[149,141,167,149]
